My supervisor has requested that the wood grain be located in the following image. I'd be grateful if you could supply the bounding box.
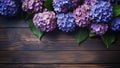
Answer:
[0,51,120,63]
[0,64,119,68]
[58,64,120,68]
[0,18,120,68]
[0,28,120,51]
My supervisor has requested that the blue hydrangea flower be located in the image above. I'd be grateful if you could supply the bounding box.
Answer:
[53,0,80,13]
[0,0,19,16]
[53,0,70,13]
[111,16,120,31]
[90,1,113,23]
[56,12,76,32]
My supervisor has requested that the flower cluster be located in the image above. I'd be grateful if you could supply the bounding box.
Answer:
[90,23,108,35]
[22,0,45,14]
[0,0,19,16]
[90,1,113,23]
[1,0,120,47]
[21,0,115,35]
[73,4,91,27]
[1,0,120,36]
[56,12,75,32]
[52,0,82,13]
[89,0,113,35]
[33,11,56,32]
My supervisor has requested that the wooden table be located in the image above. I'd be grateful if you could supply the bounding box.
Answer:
[0,17,120,68]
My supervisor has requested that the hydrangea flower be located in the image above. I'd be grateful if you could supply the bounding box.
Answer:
[33,11,56,32]
[53,0,70,13]
[111,16,120,31]
[73,0,97,27]
[73,4,91,27]
[56,12,75,32]
[90,23,108,35]
[53,0,81,13]
[0,0,19,16]
[90,1,113,23]
[22,0,44,14]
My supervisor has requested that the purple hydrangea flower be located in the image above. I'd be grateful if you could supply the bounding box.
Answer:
[90,23,108,35]
[73,4,91,27]
[90,1,113,23]
[33,11,56,32]
[56,12,75,32]
[53,0,81,13]
[73,0,97,27]
[111,16,120,31]
[0,0,19,16]
[22,0,44,14]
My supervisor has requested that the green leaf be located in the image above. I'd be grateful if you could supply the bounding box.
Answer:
[44,0,53,10]
[74,29,89,44]
[101,32,116,48]
[112,4,120,17]
[89,32,96,37]
[28,19,43,39]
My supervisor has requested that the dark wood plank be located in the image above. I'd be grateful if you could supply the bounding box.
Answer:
[0,64,120,68]
[58,64,120,68]
[0,64,58,68]
[0,51,120,63]
[0,28,120,51]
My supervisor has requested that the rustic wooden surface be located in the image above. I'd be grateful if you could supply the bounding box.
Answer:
[0,17,120,68]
